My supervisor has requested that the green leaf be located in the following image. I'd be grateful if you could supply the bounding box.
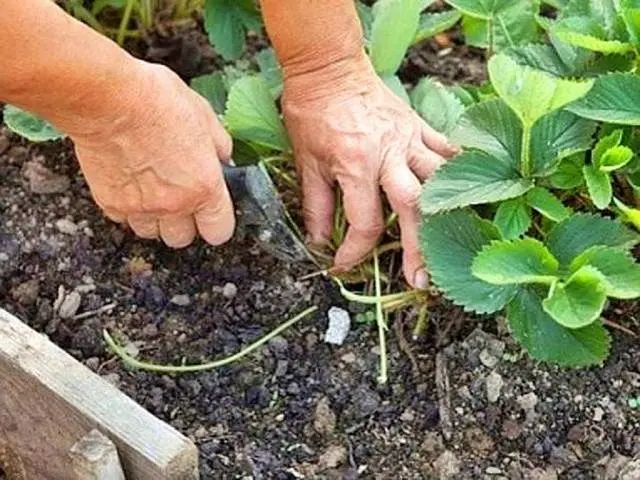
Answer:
[460,2,540,51]
[621,0,640,48]
[204,0,261,61]
[411,78,464,134]
[3,105,64,142]
[505,43,573,76]
[552,16,633,54]
[593,129,623,167]
[420,209,518,313]
[507,288,610,367]
[446,85,478,106]
[599,146,634,172]
[488,53,594,127]
[568,73,640,125]
[493,197,532,239]
[445,0,511,18]
[530,109,597,175]
[370,0,423,76]
[546,213,639,266]
[472,237,559,285]
[542,266,607,329]
[583,165,612,209]
[91,0,126,15]
[526,187,571,222]
[570,246,640,299]
[413,10,462,44]
[420,150,533,215]
[613,197,640,231]
[190,72,227,114]
[550,154,585,189]
[256,48,283,99]
[382,75,411,103]
[449,99,522,165]
[224,76,290,152]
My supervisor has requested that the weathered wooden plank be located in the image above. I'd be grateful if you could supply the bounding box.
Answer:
[69,429,125,480]
[0,308,199,480]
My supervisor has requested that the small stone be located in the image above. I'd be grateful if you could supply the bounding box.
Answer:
[618,456,640,480]
[313,397,336,436]
[11,279,40,306]
[324,307,351,345]
[567,423,587,443]
[23,161,70,194]
[340,352,357,364]
[593,406,604,422]
[141,323,159,338]
[420,432,444,458]
[486,467,502,475]
[502,419,521,440]
[400,408,416,422]
[433,450,461,479]
[268,336,288,356]
[318,444,347,469]
[604,454,631,480]
[58,291,82,319]
[525,468,558,480]
[479,349,499,368]
[222,282,237,299]
[55,218,79,235]
[84,357,100,370]
[517,392,539,422]
[465,427,494,455]
[170,294,191,306]
[193,426,208,439]
[549,446,579,469]
[351,386,380,418]
[486,372,504,403]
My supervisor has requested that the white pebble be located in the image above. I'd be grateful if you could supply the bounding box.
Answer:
[58,291,81,319]
[170,294,191,306]
[55,218,79,235]
[222,283,237,299]
[324,307,351,345]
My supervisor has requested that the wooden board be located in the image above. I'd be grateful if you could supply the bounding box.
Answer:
[0,308,199,480]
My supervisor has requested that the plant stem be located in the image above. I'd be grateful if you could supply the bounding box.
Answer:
[412,303,429,340]
[521,124,533,177]
[373,248,388,384]
[117,0,136,46]
[103,306,318,373]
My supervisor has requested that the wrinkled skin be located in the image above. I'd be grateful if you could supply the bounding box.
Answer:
[70,63,236,249]
[283,64,458,288]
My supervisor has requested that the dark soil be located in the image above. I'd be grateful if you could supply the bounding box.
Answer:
[1,27,639,480]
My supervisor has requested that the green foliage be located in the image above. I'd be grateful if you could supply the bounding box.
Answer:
[414,10,462,44]
[223,76,290,152]
[493,197,531,239]
[203,0,261,61]
[420,150,533,215]
[525,187,571,222]
[3,106,64,142]
[411,78,464,134]
[420,209,518,314]
[369,0,424,76]
[190,72,228,114]
[568,73,640,125]
[507,288,610,367]
[583,164,612,209]
[472,238,560,285]
[488,53,594,127]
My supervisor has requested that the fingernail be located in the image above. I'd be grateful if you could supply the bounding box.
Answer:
[448,143,461,155]
[414,269,429,290]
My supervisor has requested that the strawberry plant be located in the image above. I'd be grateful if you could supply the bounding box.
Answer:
[420,45,640,367]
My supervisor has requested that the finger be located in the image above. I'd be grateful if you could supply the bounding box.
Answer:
[103,208,127,224]
[300,158,335,246]
[381,165,428,289]
[334,177,384,270]
[127,214,160,240]
[159,215,197,249]
[207,110,233,162]
[421,120,458,158]
[410,143,446,182]
[194,180,235,246]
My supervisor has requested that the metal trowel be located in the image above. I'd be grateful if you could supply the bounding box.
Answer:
[222,163,310,263]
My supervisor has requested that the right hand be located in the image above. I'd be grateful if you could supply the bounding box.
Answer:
[69,62,235,248]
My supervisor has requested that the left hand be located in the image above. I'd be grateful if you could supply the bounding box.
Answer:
[281,55,458,289]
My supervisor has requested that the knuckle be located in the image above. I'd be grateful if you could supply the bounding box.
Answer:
[390,185,421,210]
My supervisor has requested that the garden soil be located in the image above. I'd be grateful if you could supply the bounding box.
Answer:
[1,30,639,479]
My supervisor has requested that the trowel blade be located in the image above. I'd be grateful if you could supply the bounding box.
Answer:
[222,163,310,263]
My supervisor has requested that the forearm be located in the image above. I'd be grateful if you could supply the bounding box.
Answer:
[258,0,375,100]
[0,0,142,137]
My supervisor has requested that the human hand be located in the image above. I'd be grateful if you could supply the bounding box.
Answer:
[282,55,457,289]
[68,61,235,248]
